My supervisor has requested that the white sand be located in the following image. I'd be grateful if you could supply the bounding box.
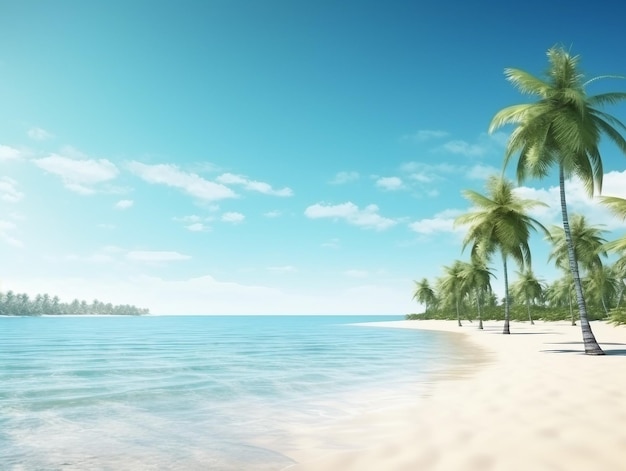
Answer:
[279,320,626,471]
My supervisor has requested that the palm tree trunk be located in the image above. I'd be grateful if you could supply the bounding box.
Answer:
[502,254,510,334]
[600,295,610,317]
[475,290,483,330]
[616,285,624,308]
[526,297,534,325]
[559,166,603,354]
[567,288,576,325]
[456,298,462,327]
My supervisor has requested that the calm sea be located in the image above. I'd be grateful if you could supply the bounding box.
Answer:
[0,315,464,470]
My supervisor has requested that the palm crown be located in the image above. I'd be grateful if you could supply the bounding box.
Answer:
[490,46,626,196]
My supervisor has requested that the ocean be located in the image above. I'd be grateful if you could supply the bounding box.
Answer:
[0,315,464,470]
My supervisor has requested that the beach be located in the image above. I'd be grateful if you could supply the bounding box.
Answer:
[280,320,626,471]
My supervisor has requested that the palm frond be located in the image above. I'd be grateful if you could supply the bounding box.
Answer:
[599,196,626,221]
[587,91,626,107]
[504,68,552,97]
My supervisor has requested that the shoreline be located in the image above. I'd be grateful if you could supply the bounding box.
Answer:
[280,319,626,471]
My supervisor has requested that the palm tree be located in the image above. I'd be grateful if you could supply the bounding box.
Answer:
[412,278,438,314]
[549,214,608,324]
[437,260,467,327]
[455,175,548,334]
[460,258,493,330]
[600,196,626,277]
[511,269,544,325]
[545,275,577,324]
[584,265,620,316]
[490,46,626,354]
[548,214,608,274]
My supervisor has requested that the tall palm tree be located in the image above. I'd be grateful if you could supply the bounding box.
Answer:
[412,278,438,314]
[437,260,467,327]
[460,258,493,330]
[490,46,626,354]
[455,175,548,334]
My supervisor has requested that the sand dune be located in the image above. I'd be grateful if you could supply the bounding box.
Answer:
[280,320,626,471]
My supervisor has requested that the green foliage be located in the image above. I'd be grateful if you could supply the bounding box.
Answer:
[608,308,626,326]
[405,304,608,322]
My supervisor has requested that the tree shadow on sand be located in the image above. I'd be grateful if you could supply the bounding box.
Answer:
[541,341,626,356]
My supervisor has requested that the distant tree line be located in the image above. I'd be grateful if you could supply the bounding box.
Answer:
[0,291,149,316]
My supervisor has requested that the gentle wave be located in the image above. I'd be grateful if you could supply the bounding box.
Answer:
[0,315,462,470]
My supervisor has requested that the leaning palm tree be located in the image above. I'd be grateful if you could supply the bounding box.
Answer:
[511,268,545,325]
[455,175,548,334]
[459,258,493,330]
[412,278,438,314]
[437,261,467,327]
[490,46,626,354]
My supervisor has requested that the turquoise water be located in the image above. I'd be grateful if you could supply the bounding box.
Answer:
[0,315,462,470]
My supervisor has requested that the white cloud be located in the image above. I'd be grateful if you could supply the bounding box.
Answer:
[344,269,369,278]
[128,162,237,201]
[322,238,340,249]
[0,145,24,161]
[62,250,116,264]
[27,127,54,141]
[409,209,464,235]
[0,177,24,202]
[401,162,459,184]
[126,251,191,262]
[514,171,626,231]
[466,164,501,180]
[375,176,404,191]
[440,140,487,157]
[304,202,397,231]
[598,170,626,200]
[402,130,449,142]
[115,199,133,210]
[174,215,202,223]
[34,153,119,194]
[436,133,507,158]
[264,210,282,218]
[329,171,360,184]
[186,223,209,232]
[409,172,434,183]
[222,212,245,223]
[216,172,293,197]
[0,220,23,247]
[173,215,213,231]
[267,265,296,273]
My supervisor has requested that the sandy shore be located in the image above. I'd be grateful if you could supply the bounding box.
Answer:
[279,320,626,471]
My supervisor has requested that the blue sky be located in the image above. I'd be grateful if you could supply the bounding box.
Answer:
[2,1,626,314]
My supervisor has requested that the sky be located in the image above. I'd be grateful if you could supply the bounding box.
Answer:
[2,0,626,315]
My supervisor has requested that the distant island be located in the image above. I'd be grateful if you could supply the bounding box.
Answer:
[0,291,149,316]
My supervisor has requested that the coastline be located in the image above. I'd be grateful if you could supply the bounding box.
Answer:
[280,319,626,471]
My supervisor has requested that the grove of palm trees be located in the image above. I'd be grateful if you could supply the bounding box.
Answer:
[410,46,626,355]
